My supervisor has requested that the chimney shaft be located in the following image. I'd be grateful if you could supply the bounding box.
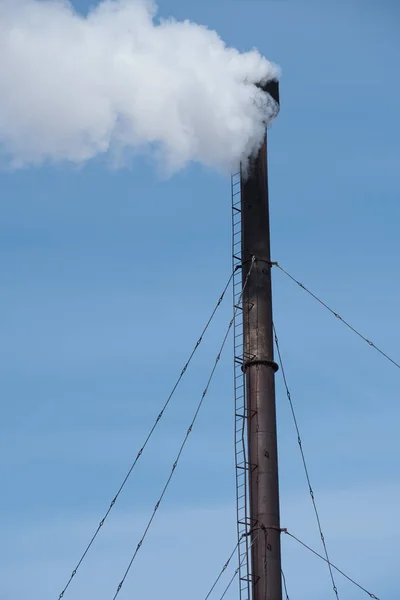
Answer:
[241,80,282,600]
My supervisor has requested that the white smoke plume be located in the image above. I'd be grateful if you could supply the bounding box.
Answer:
[0,0,280,173]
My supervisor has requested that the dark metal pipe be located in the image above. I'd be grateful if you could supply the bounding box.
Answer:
[241,80,282,600]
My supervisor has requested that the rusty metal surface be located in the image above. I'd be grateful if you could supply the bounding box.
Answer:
[241,82,282,599]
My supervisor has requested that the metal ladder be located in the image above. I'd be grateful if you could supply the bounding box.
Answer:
[231,170,252,600]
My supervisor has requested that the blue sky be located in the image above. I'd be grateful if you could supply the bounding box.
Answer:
[1,0,399,599]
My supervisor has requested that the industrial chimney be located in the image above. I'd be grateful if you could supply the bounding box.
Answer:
[241,80,282,600]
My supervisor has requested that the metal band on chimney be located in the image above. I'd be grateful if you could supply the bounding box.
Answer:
[242,358,279,373]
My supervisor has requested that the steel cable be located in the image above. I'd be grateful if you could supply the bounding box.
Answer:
[204,535,244,600]
[218,562,243,600]
[110,258,256,600]
[207,535,290,600]
[273,324,340,600]
[281,569,290,600]
[215,530,260,600]
[271,261,400,371]
[284,530,380,599]
[57,270,235,600]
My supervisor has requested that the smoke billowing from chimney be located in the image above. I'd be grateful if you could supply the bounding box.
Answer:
[0,0,279,173]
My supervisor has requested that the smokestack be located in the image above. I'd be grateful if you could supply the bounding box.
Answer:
[241,80,282,600]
